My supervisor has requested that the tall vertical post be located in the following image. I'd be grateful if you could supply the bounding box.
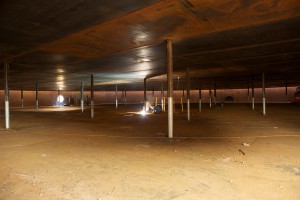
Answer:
[262,73,266,115]
[81,82,84,113]
[144,78,147,112]
[252,76,255,110]
[125,89,127,106]
[36,82,39,110]
[209,82,212,108]
[214,80,217,105]
[161,83,164,112]
[4,63,10,129]
[186,67,190,121]
[21,86,24,109]
[167,39,173,138]
[115,85,118,109]
[199,78,202,112]
[247,84,250,103]
[285,80,288,103]
[90,74,94,119]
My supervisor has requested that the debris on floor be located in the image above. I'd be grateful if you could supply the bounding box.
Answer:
[239,149,246,155]
[242,143,250,147]
[139,144,150,148]
[156,132,167,136]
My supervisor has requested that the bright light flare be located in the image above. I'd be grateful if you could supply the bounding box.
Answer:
[57,95,64,103]
[140,110,146,116]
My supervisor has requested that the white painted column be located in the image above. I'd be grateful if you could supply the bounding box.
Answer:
[167,39,173,138]
[161,83,164,112]
[199,79,202,112]
[214,80,217,105]
[81,82,84,113]
[285,80,288,103]
[115,85,118,109]
[21,87,24,109]
[186,67,190,121]
[252,77,255,110]
[209,82,212,108]
[35,82,39,110]
[262,73,266,115]
[90,74,94,119]
[4,63,10,129]
[125,89,127,106]
[144,78,147,113]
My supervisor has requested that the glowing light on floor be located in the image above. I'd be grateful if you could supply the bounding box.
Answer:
[57,95,64,103]
[140,110,146,116]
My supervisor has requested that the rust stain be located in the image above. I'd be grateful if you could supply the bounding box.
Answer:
[37,0,300,60]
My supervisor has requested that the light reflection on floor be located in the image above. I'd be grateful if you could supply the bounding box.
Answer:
[12,106,82,112]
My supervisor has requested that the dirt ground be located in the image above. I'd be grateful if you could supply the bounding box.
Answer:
[0,103,299,200]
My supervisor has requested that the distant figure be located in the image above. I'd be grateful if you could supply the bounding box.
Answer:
[153,105,162,114]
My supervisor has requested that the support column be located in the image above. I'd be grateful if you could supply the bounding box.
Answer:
[252,76,255,110]
[199,79,202,112]
[262,73,266,115]
[57,89,60,106]
[4,63,10,129]
[209,82,212,108]
[144,78,147,112]
[35,82,39,110]
[167,39,173,138]
[247,84,250,103]
[186,67,190,121]
[285,80,288,103]
[161,83,164,112]
[81,82,84,113]
[125,89,127,106]
[91,74,94,119]
[21,86,24,109]
[214,80,217,105]
[115,85,118,109]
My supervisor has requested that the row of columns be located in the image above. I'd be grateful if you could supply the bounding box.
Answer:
[0,41,283,133]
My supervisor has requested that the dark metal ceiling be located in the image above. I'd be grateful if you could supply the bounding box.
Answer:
[1,0,300,91]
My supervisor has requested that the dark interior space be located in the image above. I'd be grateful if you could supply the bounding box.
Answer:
[1,1,300,199]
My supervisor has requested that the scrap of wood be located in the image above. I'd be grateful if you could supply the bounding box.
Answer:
[239,149,245,155]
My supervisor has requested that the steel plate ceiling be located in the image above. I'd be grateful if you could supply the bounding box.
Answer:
[1,0,300,91]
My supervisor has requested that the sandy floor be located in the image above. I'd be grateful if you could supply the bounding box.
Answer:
[0,104,299,200]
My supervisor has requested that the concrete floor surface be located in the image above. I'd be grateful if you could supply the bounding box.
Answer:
[0,104,299,200]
